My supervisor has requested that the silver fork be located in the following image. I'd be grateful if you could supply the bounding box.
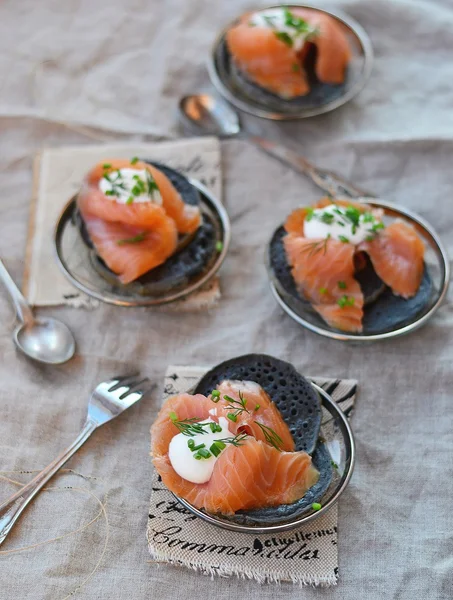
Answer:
[0,374,151,546]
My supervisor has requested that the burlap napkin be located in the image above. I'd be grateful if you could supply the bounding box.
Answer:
[24,137,222,309]
[147,366,357,586]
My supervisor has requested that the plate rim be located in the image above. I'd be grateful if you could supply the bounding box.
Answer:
[207,3,374,121]
[53,178,231,307]
[173,381,356,534]
[267,198,451,342]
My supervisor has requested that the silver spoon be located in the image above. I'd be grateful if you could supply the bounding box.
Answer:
[179,94,372,199]
[0,259,75,364]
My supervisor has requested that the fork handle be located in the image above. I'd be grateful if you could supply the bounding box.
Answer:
[247,135,374,199]
[0,419,97,546]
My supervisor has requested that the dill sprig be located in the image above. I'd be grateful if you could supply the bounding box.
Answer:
[301,234,331,257]
[223,391,250,421]
[217,432,249,447]
[169,413,211,436]
[255,422,284,451]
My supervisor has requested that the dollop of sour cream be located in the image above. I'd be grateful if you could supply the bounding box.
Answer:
[303,204,384,245]
[99,168,163,205]
[248,8,317,51]
[168,417,233,484]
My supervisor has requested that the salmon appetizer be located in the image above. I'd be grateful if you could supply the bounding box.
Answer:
[151,380,319,515]
[226,7,351,99]
[283,198,425,333]
[77,158,201,284]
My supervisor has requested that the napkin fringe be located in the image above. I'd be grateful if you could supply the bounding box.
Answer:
[148,548,338,587]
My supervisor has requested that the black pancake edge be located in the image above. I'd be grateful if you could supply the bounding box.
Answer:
[193,353,331,525]
[268,225,435,336]
[74,161,219,296]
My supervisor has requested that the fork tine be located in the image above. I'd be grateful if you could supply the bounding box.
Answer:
[119,378,153,398]
[108,373,141,391]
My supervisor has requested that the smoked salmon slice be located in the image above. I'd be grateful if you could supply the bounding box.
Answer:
[282,199,425,332]
[284,233,364,332]
[226,8,351,99]
[151,385,319,514]
[77,159,201,284]
[359,221,425,299]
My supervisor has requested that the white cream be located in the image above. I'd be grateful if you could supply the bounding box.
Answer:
[248,8,316,51]
[99,167,163,205]
[168,417,234,484]
[303,204,384,245]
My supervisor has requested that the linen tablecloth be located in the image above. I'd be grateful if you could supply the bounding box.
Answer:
[1,1,452,599]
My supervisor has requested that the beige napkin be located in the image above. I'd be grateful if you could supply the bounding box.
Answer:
[24,137,222,309]
[147,366,357,586]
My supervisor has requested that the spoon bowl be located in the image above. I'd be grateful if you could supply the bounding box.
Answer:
[14,317,76,365]
[179,94,240,137]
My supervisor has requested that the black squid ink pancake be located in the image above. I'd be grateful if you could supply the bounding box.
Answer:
[74,161,218,297]
[268,225,434,336]
[193,354,332,525]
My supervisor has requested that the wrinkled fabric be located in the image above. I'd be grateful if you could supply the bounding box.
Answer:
[0,0,453,599]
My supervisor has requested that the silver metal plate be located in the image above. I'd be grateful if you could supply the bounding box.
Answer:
[174,382,355,534]
[267,199,450,342]
[54,179,231,307]
[208,4,374,120]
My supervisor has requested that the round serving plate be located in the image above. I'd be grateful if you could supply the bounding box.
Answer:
[54,179,231,307]
[207,4,373,120]
[174,382,355,534]
[267,199,450,342]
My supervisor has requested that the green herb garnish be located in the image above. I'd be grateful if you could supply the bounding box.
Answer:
[103,163,112,169]
[215,241,224,252]
[363,212,374,223]
[223,391,250,419]
[338,235,350,243]
[320,212,335,225]
[338,281,347,290]
[337,295,355,308]
[211,389,220,400]
[131,156,139,165]
[169,415,209,436]
[319,287,328,295]
[210,440,226,457]
[255,421,283,451]
[254,404,260,411]
[194,448,211,460]
[274,31,293,47]
[227,413,238,423]
[291,63,300,72]
[311,502,322,511]
[116,232,146,245]
[305,207,314,221]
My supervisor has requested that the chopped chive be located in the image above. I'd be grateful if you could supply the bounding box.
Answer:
[254,404,260,412]
[319,287,328,295]
[338,281,347,290]
[274,31,293,47]
[331,461,339,469]
[227,413,238,423]
[210,441,226,457]
[337,295,355,308]
[169,412,178,422]
[305,207,314,221]
[338,235,350,243]
[365,235,375,242]
[363,212,374,223]
[371,222,385,232]
[116,232,147,246]
[191,443,206,452]
[320,212,335,225]
[131,185,141,196]
[104,190,115,196]
[291,63,300,72]
[131,156,139,165]
[215,241,223,252]
[126,196,134,205]
[187,439,195,450]
[211,390,220,402]
[311,502,322,511]
[194,448,211,460]
[103,163,112,169]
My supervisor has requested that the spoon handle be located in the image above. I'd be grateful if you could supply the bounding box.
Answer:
[0,259,34,325]
[248,135,374,199]
[0,419,97,546]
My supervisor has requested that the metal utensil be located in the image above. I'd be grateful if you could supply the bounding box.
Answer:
[0,374,151,545]
[0,259,75,364]
[179,94,372,198]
